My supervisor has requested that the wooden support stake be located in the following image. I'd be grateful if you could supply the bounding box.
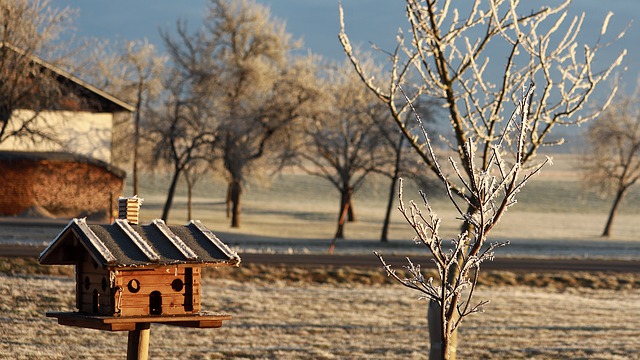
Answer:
[329,202,350,254]
[127,322,150,360]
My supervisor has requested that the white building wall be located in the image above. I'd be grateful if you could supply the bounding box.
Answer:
[0,109,113,163]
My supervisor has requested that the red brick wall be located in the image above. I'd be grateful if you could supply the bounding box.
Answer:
[0,157,125,219]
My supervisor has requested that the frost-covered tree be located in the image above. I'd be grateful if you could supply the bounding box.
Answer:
[163,0,321,228]
[298,62,396,242]
[117,40,166,197]
[377,83,546,359]
[149,69,215,222]
[581,92,640,237]
[379,96,438,243]
[85,40,167,197]
[339,0,627,358]
[0,0,77,145]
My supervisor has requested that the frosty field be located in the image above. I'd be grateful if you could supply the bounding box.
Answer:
[2,268,639,360]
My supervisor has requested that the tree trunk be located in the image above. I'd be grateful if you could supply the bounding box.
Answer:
[381,138,404,242]
[381,116,408,242]
[229,180,242,228]
[347,191,356,222]
[161,168,181,222]
[226,185,232,219]
[334,188,352,239]
[602,186,628,237]
[132,148,139,196]
[0,106,10,142]
[427,301,457,360]
[185,172,193,220]
[380,175,397,242]
[132,87,142,197]
[427,207,475,359]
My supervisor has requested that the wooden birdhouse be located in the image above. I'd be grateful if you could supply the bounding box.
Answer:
[38,197,241,359]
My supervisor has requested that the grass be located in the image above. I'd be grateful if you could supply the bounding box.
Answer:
[2,269,639,359]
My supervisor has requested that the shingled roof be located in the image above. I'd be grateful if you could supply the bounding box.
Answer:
[39,218,241,268]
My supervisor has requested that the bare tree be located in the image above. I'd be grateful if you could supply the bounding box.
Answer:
[378,83,546,359]
[339,1,626,358]
[581,92,640,237]
[299,62,395,243]
[163,0,321,228]
[81,40,167,196]
[379,97,438,243]
[117,40,166,197]
[0,0,77,145]
[149,70,215,222]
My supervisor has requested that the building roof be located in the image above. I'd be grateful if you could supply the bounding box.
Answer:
[1,42,134,113]
[39,218,241,268]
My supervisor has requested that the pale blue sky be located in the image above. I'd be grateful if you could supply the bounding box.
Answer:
[55,1,638,89]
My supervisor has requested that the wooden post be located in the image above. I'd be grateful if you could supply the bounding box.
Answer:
[127,322,150,360]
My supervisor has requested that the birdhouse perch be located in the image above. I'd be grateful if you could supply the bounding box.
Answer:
[38,196,241,360]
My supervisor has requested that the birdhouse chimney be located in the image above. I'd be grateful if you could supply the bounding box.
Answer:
[118,196,143,225]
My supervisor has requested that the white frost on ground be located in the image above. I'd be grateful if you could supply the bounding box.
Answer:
[2,274,639,359]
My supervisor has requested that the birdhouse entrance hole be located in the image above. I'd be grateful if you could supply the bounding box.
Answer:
[149,291,162,315]
[171,279,183,292]
[128,279,140,293]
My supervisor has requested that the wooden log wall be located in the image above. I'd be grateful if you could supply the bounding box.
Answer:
[113,266,201,317]
[77,259,114,315]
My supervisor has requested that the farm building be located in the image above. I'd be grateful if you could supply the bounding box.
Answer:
[39,197,241,320]
[0,43,134,219]
[0,42,134,164]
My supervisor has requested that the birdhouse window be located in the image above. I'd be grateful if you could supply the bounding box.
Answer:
[101,277,108,292]
[84,276,91,290]
[149,291,162,315]
[127,279,140,293]
[171,279,183,292]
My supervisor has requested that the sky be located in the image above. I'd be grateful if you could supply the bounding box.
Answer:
[52,0,638,90]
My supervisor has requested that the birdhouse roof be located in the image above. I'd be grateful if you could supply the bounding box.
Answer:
[39,218,240,268]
